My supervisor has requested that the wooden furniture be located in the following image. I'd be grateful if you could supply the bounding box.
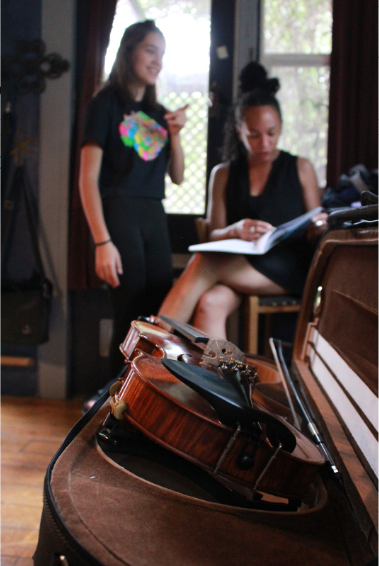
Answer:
[195,217,301,354]
[1,396,82,564]
[1,355,35,367]
[245,294,301,355]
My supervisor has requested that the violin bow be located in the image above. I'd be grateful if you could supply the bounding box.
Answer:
[269,338,340,477]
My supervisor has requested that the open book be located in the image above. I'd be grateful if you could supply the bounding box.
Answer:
[189,207,322,256]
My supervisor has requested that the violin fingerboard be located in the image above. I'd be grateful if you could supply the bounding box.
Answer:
[159,315,210,344]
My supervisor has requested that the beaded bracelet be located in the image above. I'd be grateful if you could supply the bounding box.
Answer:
[94,238,112,247]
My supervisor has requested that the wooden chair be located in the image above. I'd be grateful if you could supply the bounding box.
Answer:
[244,294,301,356]
[194,217,302,355]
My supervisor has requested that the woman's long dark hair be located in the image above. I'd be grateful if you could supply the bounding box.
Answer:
[100,20,164,109]
[222,62,282,162]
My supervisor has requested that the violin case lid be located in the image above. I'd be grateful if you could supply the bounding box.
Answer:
[291,202,378,552]
[33,202,378,566]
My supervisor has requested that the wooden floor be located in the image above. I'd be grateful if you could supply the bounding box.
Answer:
[1,396,83,565]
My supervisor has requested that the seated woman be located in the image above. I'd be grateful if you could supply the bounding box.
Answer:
[158,62,327,339]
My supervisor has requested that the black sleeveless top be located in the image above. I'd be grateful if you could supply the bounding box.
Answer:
[225,150,314,295]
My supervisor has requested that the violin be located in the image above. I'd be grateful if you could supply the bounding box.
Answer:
[108,318,325,499]
[115,317,297,422]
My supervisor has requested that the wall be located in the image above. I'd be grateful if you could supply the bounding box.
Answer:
[2,0,43,396]
[2,0,75,399]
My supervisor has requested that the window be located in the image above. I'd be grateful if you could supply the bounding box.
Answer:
[105,0,211,214]
[261,0,332,187]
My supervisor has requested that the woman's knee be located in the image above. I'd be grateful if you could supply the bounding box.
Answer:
[196,286,235,317]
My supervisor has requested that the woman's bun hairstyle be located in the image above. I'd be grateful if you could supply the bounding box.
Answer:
[222,62,282,162]
[238,61,280,95]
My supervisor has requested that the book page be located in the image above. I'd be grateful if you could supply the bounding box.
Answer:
[188,230,274,255]
[188,207,323,256]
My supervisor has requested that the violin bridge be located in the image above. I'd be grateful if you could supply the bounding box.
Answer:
[251,443,283,493]
[212,424,241,475]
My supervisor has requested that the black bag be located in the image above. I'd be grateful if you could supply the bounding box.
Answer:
[1,166,53,346]
[2,271,53,346]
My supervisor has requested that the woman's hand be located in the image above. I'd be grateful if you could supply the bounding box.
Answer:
[166,105,188,185]
[231,218,273,241]
[164,104,189,137]
[95,242,123,288]
[307,211,328,242]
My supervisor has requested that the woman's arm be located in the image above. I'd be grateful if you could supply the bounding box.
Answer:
[207,164,272,242]
[79,142,123,287]
[165,105,188,185]
[297,157,328,239]
[167,133,185,184]
[297,157,322,210]
[207,164,229,239]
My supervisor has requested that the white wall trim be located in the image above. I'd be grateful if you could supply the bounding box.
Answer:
[38,0,75,398]
[234,0,261,98]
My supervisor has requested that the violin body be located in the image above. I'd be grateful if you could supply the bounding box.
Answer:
[111,320,324,499]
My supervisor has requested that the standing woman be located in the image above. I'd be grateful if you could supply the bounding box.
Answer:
[79,20,187,376]
[158,62,327,338]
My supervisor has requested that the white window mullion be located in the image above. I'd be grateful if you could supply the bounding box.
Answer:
[261,53,330,68]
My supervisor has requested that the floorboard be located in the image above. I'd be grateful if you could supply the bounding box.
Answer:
[1,396,83,564]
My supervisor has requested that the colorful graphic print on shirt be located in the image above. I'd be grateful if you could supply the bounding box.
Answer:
[119,111,168,161]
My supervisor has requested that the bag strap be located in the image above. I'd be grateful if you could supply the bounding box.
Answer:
[21,166,46,275]
[1,165,23,250]
[2,165,46,277]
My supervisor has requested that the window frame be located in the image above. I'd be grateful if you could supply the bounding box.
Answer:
[259,1,332,188]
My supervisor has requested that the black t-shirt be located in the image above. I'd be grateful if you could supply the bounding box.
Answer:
[82,87,170,199]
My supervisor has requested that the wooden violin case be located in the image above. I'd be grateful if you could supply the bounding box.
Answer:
[33,203,378,566]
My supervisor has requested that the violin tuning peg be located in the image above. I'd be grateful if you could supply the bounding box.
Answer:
[217,357,229,371]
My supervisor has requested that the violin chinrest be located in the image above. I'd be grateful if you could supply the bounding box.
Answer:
[161,359,296,453]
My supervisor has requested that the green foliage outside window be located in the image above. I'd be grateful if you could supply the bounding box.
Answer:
[264,0,332,54]
[263,0,332,186]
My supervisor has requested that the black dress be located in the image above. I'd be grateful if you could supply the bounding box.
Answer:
[226,151,314,295]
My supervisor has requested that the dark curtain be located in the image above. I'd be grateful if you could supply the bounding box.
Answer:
[68,0,117,289]
[326,0,378,188]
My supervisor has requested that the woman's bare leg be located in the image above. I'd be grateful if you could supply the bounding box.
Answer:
[158,253,222,323]
[158,252,287,325]
[192,284,243,339]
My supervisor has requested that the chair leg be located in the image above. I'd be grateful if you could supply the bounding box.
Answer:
[245,296,259,355]
[263,314,274,357]
[226,310,239,346]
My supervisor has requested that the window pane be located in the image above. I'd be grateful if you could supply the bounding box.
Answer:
[161,91,209,213]
[149,3,210,214]
[272,66,330,186]
[264,0,332,54]
[104,1,140,77]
